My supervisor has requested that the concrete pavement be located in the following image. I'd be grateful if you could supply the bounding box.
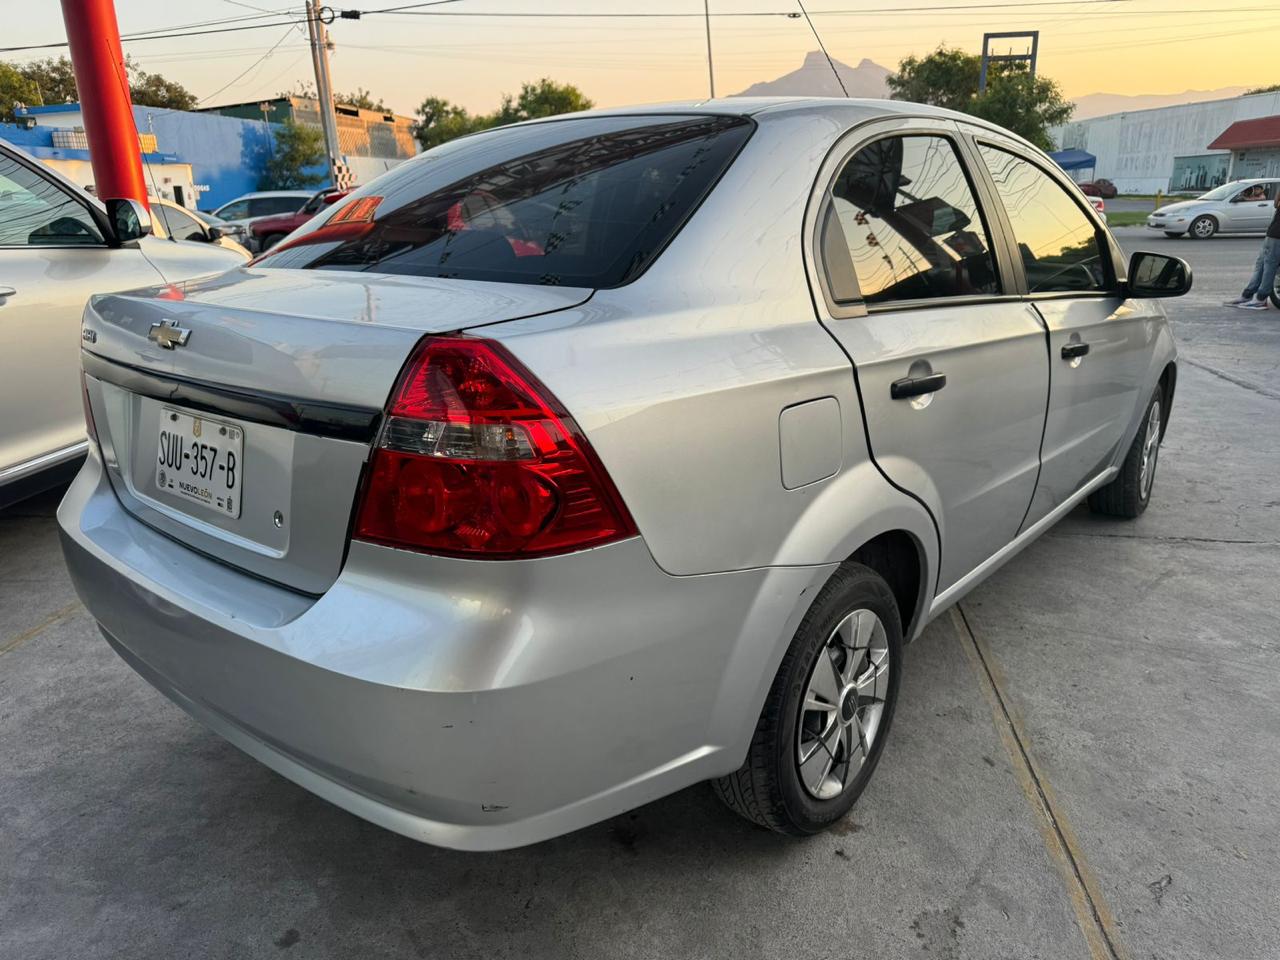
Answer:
[1,229,1277,959]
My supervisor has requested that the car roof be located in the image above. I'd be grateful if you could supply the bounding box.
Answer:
[218,190,313,203]
[512,97,1038,151]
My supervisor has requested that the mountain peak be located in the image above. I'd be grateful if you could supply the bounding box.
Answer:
[734,52,892,99]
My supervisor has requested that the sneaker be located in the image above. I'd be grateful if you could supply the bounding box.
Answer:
[1225,296,1251,305]
[1237,299,1269,310]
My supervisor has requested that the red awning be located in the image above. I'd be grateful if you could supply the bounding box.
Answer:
[1208,115,1280,151]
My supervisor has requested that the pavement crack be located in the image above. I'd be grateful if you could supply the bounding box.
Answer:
[1047,532,1280,546]
[952,604,1129,960]
[1181,357,1280,402]
[0,602,82,657]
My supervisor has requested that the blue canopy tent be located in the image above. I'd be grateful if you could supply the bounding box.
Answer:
[1048,148,1097,180]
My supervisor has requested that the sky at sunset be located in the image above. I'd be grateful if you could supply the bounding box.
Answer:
[4,0,1279,118]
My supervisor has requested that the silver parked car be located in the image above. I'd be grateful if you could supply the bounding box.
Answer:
[60,99,1189,850]
[1147,178,1280,238]
[0,139,247,507]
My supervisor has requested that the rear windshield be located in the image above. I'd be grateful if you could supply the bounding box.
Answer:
[255,114,753,288]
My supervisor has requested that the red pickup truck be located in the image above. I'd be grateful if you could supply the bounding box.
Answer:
[249,187,349,252]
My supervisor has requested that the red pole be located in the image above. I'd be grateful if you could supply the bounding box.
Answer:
[60,0,148,210]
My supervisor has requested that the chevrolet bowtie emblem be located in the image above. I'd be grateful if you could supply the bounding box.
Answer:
[148,320,190,350]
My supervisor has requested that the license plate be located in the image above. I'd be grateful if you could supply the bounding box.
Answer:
[155,408,244,519]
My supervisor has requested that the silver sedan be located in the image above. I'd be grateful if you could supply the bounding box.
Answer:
[60,98,1189,849]
[1147,178,1280,238]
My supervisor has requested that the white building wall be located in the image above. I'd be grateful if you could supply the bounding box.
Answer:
[38,156,198,208]
[1053,90,1280,193]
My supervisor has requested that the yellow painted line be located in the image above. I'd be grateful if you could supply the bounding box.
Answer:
[951,606,1129,960]
[0,601,82,657]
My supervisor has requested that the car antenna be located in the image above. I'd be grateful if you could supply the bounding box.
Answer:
[796,0,849,98]
[105,55,174,240]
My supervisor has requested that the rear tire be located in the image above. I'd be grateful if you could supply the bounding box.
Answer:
[713,562,902,836]
[1189,215,1217,239]
[1270,274,1280,310]
[1088,384,1164,519]
[261,233,285,250]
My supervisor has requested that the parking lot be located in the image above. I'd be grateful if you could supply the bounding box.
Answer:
[1,228,1277,960]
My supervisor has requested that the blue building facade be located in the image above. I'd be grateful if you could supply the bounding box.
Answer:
[5,104,325,210]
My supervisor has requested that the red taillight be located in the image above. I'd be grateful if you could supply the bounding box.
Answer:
[353,336,636,558]
[80,370,98,443]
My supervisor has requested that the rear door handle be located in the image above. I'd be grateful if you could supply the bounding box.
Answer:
[890,372,947,399]
[1061,341,1090,360]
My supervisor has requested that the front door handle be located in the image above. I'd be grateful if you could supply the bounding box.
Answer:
[890,372,947,399]
[1061,341,1090,360]
[0,286,16,303]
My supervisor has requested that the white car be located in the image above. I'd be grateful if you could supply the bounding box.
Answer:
[1147,178,1280,238]
[205,190,314,234]
[150,197,253,259]
[0,139,246,507]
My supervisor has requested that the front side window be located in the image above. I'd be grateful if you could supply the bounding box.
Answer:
[215,199,250,221]
[156,205,205,242]
[0,154,103,246]
[824,135,1000,305]
[978,144,1110,294]
[257,115,754,288]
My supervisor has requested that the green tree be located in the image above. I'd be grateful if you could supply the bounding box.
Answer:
[412,96,496,150]
[495,78,593,123]
[4,55,197,112]
[1245,83,1280,96]
[260,118,326,190]
[11,56,77,106]
[887,46,1074,150]
[338,87,388,111]
[127,61,198,110]
[413,80,592,151]
[0,62,43,122]
[885,47,979,113]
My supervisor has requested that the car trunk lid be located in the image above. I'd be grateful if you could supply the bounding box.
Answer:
[82,268,592,594]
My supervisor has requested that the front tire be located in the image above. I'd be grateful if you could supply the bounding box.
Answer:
[1088,385,1164,518]
[1270,273,1280,310]
[1189,215,1217,239]
[713,563,902,835]
[261,233,285,251]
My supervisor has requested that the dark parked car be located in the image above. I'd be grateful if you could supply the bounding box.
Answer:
[1079,179,1117,199]
[249,188,349,251]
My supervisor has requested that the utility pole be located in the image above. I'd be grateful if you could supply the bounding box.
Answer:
[703,0,716,99]
[305,0,349,188]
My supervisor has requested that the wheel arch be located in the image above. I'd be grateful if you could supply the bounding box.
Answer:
[1159,360,1177,439]
[847,529,927,642]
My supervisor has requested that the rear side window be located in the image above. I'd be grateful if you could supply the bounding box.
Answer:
[823,134,1000,305]
[252,196,306,217]
[257,115,753,288]
[978,144,1110,294]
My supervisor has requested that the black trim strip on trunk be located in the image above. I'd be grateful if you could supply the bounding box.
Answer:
[81,351,382,444]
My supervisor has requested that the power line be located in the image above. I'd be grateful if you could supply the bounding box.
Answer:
[796,0,848,96]
[198,25,299,104]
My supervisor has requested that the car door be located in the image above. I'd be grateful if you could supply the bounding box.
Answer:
[809,119,1050,593]
[1220,183,1275,233]
[968,135,1154,528]
[0,148,162,478]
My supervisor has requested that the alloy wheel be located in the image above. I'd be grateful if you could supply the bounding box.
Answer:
[1139,399,1161,499]
[795,609,890,800]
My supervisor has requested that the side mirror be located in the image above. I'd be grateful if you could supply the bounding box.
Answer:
[1127,251,1192,298]
[104,198,152,243]
[206,226,224,241]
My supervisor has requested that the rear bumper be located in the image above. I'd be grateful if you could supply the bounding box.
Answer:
[58,448,831,850]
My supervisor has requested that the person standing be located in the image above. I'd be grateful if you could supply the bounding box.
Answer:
[1227,193,1280,310]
